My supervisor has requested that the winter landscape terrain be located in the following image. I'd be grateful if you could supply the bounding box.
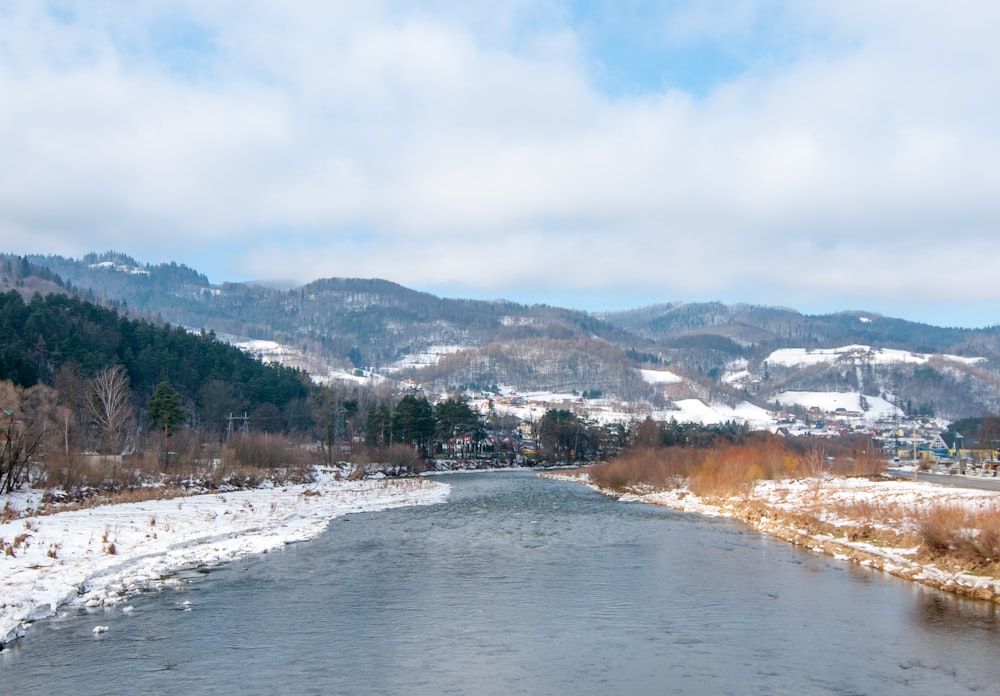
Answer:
[0,473,448,646]
[13,252,1000,424]
[4,251,1000,653]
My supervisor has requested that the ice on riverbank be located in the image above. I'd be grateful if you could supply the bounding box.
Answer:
[0,476,449,646]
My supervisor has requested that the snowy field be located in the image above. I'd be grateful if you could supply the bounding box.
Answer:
[655,399,776,429]
[639,368,683,385]
[773,390,903,420]
[0,475,449,646]
[383,344,469,372]
[765,344,985,368]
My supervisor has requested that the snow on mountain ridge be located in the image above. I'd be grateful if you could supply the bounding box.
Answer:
[765,345,985,368]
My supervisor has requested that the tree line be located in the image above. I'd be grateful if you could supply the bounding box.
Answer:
[0,290,314,491]
[0,290,531,489]
[2,288,846,495]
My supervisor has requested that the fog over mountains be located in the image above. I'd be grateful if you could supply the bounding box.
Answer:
[9,252,1000,421]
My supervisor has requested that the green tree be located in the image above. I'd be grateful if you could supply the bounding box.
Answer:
[147,381,185,438]
[538,409,590,462]
[364,402,392,447]
[434,398,484,458]
[391,394,435,455]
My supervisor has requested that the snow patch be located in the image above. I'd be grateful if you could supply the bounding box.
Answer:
[383,345,470,373]
[639,369,683,385]
[774,391,902,420]
[765,345,985,368]
[0,477,449,646]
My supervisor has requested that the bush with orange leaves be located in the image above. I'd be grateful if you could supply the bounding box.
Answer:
[585,435,884,498]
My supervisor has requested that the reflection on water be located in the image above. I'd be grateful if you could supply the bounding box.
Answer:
[4,470,1000,695]
[914,590,1000,635]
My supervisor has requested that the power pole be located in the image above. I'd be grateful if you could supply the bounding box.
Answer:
[226,412,250,440]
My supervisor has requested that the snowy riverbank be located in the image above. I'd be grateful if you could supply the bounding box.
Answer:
[545,470,1000,603]
[0,475,450,646]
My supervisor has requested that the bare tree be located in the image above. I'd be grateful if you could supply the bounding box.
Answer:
[0,381,57,493]
[197,379,247,442]
[53,361,88,460]
[87,365,133,455]
[981,415,1000,458]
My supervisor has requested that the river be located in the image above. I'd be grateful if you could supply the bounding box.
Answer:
[3,470,1000,695]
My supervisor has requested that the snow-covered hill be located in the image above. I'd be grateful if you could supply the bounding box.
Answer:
[765,345,985,368]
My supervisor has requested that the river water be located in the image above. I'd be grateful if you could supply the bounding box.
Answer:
[4,470,1000,695]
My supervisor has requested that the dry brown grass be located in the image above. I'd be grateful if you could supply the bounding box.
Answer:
[827,455,885,478]
[688,455,753,499]
[35,485,184,516]
[17,456,315,519]
[970,507,1000,561]
[349,444,427,476]
[823,497,910,528]
[587,447,699,492]
[588,440,808,498]
[806,498,915,547]
[1,532,33,557]
[689,442,803,499]
[589,438,998,581]
[587,437,887,501]
[916,503,1000,564]
[917,504,970,554]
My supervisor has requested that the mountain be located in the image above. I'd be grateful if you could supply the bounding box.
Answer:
[601,302,997,355]
[13,252,1000,421]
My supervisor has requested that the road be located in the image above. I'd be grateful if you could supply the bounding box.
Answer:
[887,468,1000,492]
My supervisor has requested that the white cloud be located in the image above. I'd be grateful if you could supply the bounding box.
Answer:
[1,2,999,325]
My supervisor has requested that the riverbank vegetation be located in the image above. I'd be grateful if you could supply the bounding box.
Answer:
[586,422,883,497]
[574,427,1000,592]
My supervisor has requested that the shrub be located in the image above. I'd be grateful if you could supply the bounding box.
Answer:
[588,440,809,497]
[968,506,1000,560]
[917,504,976,556]
[211,434,317,486]
[688,452,755,499]
[227,433,290,469]
[825,498,907,527]
[359,444,426,475]
[587,447,698,492]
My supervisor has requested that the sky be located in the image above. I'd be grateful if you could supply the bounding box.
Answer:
[1,1,999,328]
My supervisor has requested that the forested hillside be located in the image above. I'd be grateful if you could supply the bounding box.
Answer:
[12,252,1000,421]
[0,290,310,431]
[0,286,624,495]
[22,253,633,358]
[602,303,1000,357]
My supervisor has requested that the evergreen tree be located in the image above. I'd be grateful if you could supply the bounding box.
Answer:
[538,409,590,461]
[364,402,392,447]
[434,398,484,456]
[391,395,435,453]
[147,381,185,438]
